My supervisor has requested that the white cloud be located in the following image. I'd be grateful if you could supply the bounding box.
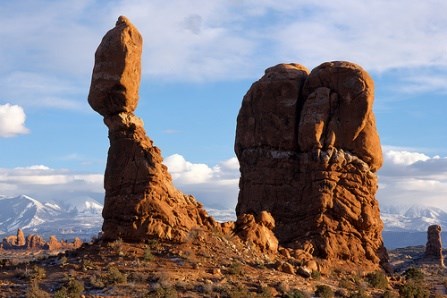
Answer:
[378,147,447,210]
[0,104,29,137]
[0,165,104,202]
[2,149,447,220]
[163,154,239,209]
[0,0,445,111]
[383,149,430,166]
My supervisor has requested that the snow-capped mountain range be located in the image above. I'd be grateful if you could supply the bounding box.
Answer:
[0,194,103,240]
[1,194,447,247]
[381,204,447,232]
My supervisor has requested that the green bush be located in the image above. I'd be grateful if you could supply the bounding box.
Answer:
[382,290,399,298]
[146,286,178,298]
[26,279,50,298]
[404,268,424,281]
[315,285,334,298]
[144,248,155,261]
[399,281,429,298]
[366,271,388,289]
[54,278,84,298]
[227,262,243,275]
[285,289,310,298]
[106,266,127,284]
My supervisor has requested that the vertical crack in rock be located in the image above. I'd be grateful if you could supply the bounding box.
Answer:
[236,61,388,269]
[88,16,216,242]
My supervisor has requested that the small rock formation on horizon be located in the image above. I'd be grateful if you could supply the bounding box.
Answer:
[424,224,444,267]
[235,62,387,268]
[1,229,82,251]
[88,16,216,242]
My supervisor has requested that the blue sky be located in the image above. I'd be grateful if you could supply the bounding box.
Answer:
[1,0,447,212]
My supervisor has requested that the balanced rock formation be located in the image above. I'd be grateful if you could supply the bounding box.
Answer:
[424,225,444,266]
[235,62,386,268]
[88,16,216,242]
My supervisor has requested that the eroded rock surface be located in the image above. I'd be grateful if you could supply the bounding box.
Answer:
[235,211,278,253]
[235,62,386,268]
[89,16,216,242]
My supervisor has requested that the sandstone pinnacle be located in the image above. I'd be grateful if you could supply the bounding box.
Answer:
[88,16,216,242]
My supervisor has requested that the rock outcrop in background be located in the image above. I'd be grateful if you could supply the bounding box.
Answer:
[1,229,82,251]
[235,62,386,268]
[88,16,216,242]
[424,225,444,267]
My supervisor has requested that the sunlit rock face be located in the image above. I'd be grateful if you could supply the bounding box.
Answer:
[88,16,216,242]
[235,61,387,268]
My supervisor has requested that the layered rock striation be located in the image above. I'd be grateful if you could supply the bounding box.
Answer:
[88,16,215,242]
[235,62,386,267]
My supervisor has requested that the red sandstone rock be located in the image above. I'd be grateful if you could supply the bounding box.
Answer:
[235,211,278,253]
[44,235,62,250]
[235,62,386,269]
[88,17,216,242]
[424,224,444,266]
[88,16,142,116]
[25,234,46,250]
[17,228,25,246]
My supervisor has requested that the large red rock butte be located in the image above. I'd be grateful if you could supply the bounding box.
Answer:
[235,62,387,268]
[88,16,216,242]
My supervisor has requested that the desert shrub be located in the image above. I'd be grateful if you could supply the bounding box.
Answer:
[224,285,256,298]
[27,266,46,281]
[404,267,424,281]
[366,271,388,289]
[144,248,155,261]
[227,262,243,275]
[285,289,311,298]
[258,286,275,297]
[58,256,68,266]
[26,279,50,298]
[382,290,399,298]
[54,278,84,298]
[105,266,127,284]
[128,271,149,283]
[338,278,354,290]
[398,281,430,298]
[146,285,178,298]
[315,285,334,298]
[349,289,369,298]
[81,258,94,271]
[88,273,105,289]
[311,270,321,280]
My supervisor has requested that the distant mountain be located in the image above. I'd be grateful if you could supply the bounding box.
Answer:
[381,204,447,232]
[0,195,103,240]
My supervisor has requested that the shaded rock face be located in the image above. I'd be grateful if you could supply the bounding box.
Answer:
[89,16,216,242]
[235,62,386,267]
[425,225,444,266]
